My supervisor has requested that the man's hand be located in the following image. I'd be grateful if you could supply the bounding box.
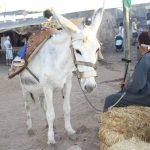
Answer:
[120,80,126,89]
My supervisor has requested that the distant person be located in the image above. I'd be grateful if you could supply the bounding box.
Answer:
[4,36,13,66]
[146,9,150,31]
[131,18,138,45]
[43,9,53,20]
[41,9,54,28]
[118,22,124,38]
[114,22,124,52]
[8,9,55,78]
[11,9,53,67]
[84,17,92,26]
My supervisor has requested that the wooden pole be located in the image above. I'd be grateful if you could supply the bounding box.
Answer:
[123,1,131,82]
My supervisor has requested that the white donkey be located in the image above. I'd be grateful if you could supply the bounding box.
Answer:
[20,8,104,148]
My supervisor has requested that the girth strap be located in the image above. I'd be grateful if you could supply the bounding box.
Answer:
[26,67,39,82]
[76,70,97,79]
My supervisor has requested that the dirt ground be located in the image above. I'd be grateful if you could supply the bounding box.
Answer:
[0,42,138,150]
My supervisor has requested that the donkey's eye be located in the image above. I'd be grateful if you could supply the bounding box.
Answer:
[96,48,100,53]
[75,49,82,55]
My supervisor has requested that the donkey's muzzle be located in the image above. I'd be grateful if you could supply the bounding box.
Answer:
[84,84,96,93]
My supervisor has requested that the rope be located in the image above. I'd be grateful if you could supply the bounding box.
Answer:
[75,72,127,113]
[108,92,126,110]
[76,75,102,113]
[100,77,123,84]
[81,90,103,113]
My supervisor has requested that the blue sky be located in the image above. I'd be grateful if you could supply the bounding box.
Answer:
[0,0,150,13]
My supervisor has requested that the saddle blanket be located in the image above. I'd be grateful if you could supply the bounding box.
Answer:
[26,27,58,59]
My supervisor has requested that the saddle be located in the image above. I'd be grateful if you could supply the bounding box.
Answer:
[8,27,58,79]
[26,27,58,60]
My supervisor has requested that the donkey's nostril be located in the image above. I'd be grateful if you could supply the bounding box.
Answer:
[84,83,96,93]
[84,85,93,93]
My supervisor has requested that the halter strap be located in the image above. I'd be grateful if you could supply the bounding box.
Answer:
[76,70,97,78]
[75,61,96,69]
[70,40,97,79]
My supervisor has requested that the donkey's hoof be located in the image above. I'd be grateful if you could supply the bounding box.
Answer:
[47,139,56,145]
[48,143,56,150]
[28,129,35,136]
[67,128,76,135]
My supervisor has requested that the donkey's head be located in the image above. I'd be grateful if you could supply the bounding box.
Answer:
[52,8,104,93]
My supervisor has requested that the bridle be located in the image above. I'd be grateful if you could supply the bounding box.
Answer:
[70,39,97,79]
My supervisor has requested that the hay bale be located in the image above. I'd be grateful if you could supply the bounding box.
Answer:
[109,137,150,150]
[99,106,150,150]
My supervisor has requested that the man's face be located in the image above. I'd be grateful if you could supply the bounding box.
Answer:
[138,44,148,56]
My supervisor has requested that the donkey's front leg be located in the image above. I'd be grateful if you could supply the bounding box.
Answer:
[43,87,56,145]
[63,79,75,135]
[22,90,34,135]
[39,94,48,128]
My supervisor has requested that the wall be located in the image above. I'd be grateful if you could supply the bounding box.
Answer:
[97,9,121,43]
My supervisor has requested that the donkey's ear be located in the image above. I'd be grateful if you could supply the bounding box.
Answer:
[44,8,80,33]
[52,9,80,33]
[56,15,80,33]
[90,8,104,35]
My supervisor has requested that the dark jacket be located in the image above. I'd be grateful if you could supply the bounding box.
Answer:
[123,51,150,105]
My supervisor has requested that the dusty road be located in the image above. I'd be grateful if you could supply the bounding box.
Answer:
[0,43,137,150]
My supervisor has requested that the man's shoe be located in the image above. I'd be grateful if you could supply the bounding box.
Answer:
[13,56,25,67]
[8,62,26,79]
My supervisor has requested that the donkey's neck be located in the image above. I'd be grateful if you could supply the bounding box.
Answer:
[41,31,74,68]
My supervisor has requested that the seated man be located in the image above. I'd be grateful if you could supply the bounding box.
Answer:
[104,31,150,111]
[8,9,54,78]
[13,44,27,66]
[12,9,53,67]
